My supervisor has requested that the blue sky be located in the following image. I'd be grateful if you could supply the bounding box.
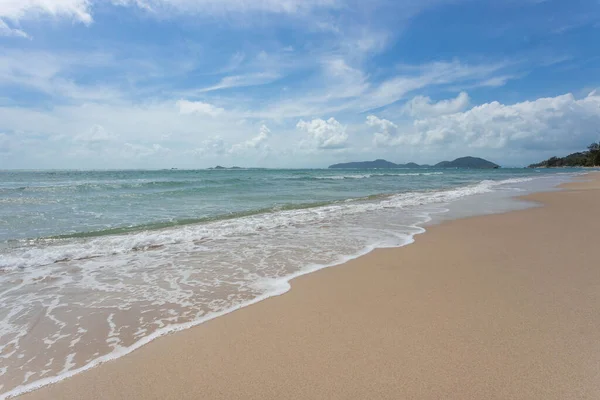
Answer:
[1,0,599,169]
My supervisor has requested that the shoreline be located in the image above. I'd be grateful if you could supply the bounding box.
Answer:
[13,172,600,399]
[0,176,537,398]
[3,202,432,399]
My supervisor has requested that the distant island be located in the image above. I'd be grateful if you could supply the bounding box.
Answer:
[208,166,243,170]
[528,142,600,168]
[329,156,499,169]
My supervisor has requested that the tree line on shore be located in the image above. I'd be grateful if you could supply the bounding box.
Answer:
[528,143,600,168]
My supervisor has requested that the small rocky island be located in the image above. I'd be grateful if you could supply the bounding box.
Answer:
[208,166,243,170]
[329,156,499,169]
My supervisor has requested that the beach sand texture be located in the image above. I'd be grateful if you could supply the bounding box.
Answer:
[17,172,600,400]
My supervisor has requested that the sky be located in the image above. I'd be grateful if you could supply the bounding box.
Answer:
[0,0,599,169]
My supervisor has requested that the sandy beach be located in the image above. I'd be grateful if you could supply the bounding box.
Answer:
[16,172,600,400]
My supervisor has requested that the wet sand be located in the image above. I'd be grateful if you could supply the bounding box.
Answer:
[17,172,600,400]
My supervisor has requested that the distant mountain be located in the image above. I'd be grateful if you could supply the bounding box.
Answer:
[328,159,406,169]
[434,156,499,169]
[329,156,499,169]
[404,162,421,168]
[208,166,243,170]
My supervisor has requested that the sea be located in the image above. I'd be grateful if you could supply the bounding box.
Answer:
[0,167,585,398]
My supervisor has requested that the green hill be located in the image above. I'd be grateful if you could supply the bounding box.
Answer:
[434,156,499,169]
[528,143,600,168]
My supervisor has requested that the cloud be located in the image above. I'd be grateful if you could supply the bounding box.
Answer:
[190,136,228,156]
[4,91,599,168]
[366,115,402,147]
[74,124,118,143]
[0,0,340,37]
[373,91,600,152]
[188,125,271,158]
[0,100,252,168]
[0,19,28,38]
[321,58,369,99]
[0,50,120,101]
[296,117,348,149]
[249,58,513,120]
[218,52,246,74]
[0,32,516,125]
[177,100,225,117]
[114,0,339,15]
[122,142,170,158]
[0,0,337,25]
[478,75,516,88]
[230,124,271,154]
[0,0,93,24]
[69,124,124,157]
[403,91,470,118]
[195,72,281,93]
[358,61,507,112]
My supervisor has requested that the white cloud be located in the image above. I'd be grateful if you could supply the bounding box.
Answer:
[403,91,470,118]
[0,0,93,24]
[248,59,512,120]
[218,52,246,74]
[187,125,272,160]
[0,47,515,127]
[190,136,228,156]
[0,50,120,101]
[0,101,227,164]
[377,91,600,152]
[3,91,599,168]
[177,100,225,117]
[122,142,170,158]
[366,115,402,147]
[230,124,271,154]
[0,19,28,38]
[247,60,509,121]
[358,61,507,112]
[296,117,348,149]
[478,75,515,88]
[195,72,281,93]
[114,0,339,15]
[0,0,340,37]
[74,124,118,143]
[0,0,337,25]
[69,124,124,158]
[0,100,287,167]
[321,58,369,99]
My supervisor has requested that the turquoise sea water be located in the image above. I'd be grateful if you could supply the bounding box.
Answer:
[0,168,577,242]
[0,168,584,398]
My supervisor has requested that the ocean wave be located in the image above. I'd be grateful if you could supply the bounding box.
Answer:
[0,177,253,194]
[0,177,532,272]
[292,172,444,181]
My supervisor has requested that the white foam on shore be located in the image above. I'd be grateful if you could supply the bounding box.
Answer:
[0,174,577,400]
[0,227,423,400]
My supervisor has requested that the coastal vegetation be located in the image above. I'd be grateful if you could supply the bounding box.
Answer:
[528,143,600,168]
